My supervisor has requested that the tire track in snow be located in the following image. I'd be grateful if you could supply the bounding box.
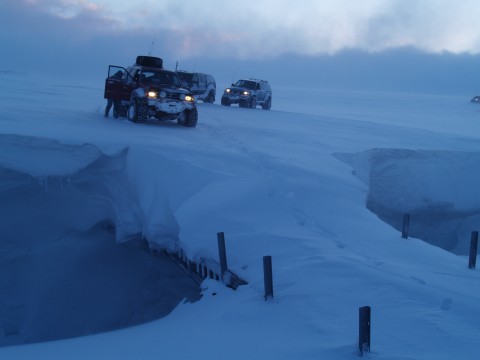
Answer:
[197,104,344,247]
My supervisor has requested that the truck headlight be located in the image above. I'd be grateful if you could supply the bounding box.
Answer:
[225,88,231,93]
[184,95,194,102]
[242,91,250,96]
[147,91,157,99]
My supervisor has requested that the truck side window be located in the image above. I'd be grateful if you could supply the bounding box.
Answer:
[199,74,206,87]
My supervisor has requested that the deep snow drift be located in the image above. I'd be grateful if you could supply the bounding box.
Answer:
[0,135,200,346]
[337,148,480,254]
[1,72,480,359]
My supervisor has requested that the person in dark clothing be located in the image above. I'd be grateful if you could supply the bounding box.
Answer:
[105,70,123,118]
[105,98,120,118]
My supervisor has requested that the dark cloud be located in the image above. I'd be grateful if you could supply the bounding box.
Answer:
[1,1,479,95]
[0,1,180,80]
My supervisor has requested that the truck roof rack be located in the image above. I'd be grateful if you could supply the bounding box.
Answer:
[135,56,163,69]
[249,78,268,83]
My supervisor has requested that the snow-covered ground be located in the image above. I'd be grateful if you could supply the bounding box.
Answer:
[1,71,480,359]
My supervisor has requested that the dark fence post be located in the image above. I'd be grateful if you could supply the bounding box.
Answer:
[358,306,371,356]
[217,232,228,279]
[402,214,410,239]
[263,256,273,300]
[469,231,478,269]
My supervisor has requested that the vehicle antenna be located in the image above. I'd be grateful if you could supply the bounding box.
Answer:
[148,34,156,56]
[231,66,238,84]
[175,61,178,72]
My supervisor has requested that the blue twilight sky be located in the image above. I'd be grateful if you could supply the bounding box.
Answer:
[1,0,480,94]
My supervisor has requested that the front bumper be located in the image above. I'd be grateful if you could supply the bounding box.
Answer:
[222,94,250,104]
[148,99,195,114]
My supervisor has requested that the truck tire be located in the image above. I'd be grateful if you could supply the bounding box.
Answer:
[117,104,128,118]
[262,97,272,110]
[206,91,215,103]
[221,97,231,106]
[183,107,198,127]
[128,98,148,123]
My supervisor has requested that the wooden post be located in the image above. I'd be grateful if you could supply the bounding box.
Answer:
[402,214,410,239]
[263,256,273,300]
[469,231,478,269]
[217,232,228,279]
[359,306,371,356]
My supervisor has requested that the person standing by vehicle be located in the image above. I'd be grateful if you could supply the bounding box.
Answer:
[105,70,123,118]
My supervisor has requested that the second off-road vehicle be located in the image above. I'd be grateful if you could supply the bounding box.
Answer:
[104,56,198,127]
[221,79,272,110]
[176,71,216,103]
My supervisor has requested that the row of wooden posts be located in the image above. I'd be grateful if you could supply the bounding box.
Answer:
[192,232,367,355]
[358,213,479,356]
[402,213,479,269]
[173,216,478,357]
[221,232,273,298]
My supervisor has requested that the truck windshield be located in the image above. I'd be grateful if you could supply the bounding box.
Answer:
[234,80,256,90]
[141,71,181,87]
[177,72,193,82]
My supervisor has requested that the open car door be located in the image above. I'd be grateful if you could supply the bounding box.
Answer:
[104,66,135,101]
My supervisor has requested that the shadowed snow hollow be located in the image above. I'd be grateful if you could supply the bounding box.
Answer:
[336,148,480,254]
[0,135,200,346]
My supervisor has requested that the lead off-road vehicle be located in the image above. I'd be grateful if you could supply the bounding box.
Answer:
[221,79,272,110]
[176,71,216,103]
[104,56,198,127]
